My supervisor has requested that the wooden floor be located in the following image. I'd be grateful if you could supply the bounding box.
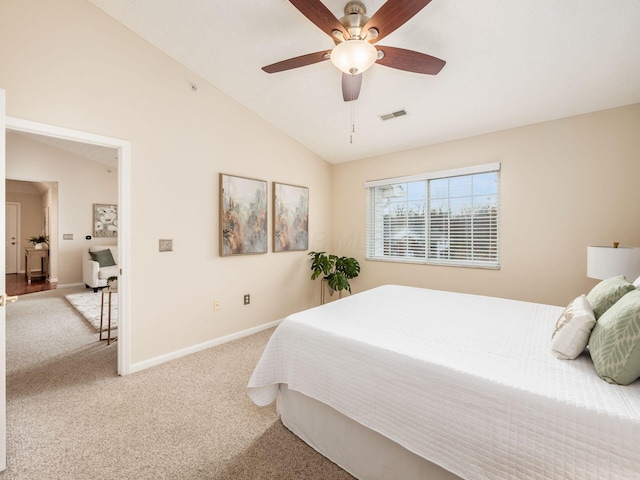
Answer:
[5,273,57,296]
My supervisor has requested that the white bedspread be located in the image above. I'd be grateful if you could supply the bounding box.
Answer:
[247,285,640,480]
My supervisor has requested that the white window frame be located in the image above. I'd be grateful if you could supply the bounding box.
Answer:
[365,163,500,269]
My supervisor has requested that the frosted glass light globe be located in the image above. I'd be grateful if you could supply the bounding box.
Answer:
[330,40,377,75]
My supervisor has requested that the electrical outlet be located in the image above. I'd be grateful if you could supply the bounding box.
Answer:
[244,294,250,305]
[214,300,221,311]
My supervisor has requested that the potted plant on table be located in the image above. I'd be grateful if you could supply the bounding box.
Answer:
[308,251,361,303]
[27,234,49,250]
[107,275,118,290]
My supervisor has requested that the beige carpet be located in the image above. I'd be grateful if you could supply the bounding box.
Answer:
[65,289,118,331]
[4,287,354,479]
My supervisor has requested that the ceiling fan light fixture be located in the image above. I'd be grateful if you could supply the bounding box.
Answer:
[330,40,377,75]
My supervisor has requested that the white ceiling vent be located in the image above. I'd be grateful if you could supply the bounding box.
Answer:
[379,109,407,121]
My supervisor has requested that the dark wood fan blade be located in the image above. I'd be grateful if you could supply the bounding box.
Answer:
[289,0,348,40]
[342,73,362,102]
[262,50,330,73]
[362,0,432,44]
[376,46,445,75]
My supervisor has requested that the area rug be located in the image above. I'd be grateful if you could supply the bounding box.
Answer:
[65,290,118,332]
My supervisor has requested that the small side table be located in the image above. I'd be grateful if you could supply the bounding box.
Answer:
[99,287,117,345]
[24,247,49,284]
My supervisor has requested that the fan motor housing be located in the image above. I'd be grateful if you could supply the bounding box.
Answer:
[340,1,370,40]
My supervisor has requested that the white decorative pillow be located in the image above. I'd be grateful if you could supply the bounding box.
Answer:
[551,295,597,360]
[634,276,640,288]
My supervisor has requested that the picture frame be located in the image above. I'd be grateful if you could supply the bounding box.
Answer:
[273,182,309,252]
[220,174,268,256]
[93,203,118,238]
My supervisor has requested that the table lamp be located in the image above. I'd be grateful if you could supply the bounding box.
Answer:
[587,243,640,281]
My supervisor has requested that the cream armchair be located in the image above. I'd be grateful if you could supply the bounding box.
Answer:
[83,245,118,292]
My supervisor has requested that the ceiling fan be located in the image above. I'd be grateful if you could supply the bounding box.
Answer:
[262,0,446,102]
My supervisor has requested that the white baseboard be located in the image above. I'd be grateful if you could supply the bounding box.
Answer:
[57,282,85,289]
[129,319,281,374]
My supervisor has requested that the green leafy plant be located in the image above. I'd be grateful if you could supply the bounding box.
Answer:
[27,234,49,245]
[308,251,361,294]
[107,276,118,289]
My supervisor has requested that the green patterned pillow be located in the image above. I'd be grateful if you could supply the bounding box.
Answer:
[89,249,116,268]
[588,289,640,385]
[586,275,635,319]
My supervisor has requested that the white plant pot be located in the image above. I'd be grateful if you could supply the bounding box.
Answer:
[34,243,43,249]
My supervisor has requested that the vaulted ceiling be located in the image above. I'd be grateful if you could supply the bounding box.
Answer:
[88,0,640,164]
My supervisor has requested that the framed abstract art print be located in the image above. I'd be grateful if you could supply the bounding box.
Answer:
[273,182,309,252]
[220,174,268,256]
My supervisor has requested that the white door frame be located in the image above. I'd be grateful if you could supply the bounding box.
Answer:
[1,88,7,471]
[5,116,131,376]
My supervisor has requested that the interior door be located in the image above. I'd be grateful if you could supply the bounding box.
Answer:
[5,204,18,274]
[0,88,8,471]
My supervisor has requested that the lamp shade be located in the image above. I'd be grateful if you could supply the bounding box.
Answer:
[587,246,640,281]
[330,40,377,75]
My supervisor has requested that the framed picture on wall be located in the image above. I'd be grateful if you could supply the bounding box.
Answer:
[273,182,309,252]
[220,174,268,256]
[94,204,118,238]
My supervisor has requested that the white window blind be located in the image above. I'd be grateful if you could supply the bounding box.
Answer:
[365,163,500,268]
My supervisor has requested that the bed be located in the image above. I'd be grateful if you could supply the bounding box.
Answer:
[247,285,640,479]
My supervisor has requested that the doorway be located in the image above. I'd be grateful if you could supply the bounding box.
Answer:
[4,117,131,376]
[5,181,58,296]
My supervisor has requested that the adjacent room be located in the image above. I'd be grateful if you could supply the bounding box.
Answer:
[1,0,639,478]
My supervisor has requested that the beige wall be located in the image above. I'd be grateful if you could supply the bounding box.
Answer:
[332,104,640,306]
[0,0,333,365]
[6,133,118,284]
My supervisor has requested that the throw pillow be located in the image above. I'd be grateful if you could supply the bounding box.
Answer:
[586,275,635,319]
[551,295,596,360]
[89,249,116,268]
[588,289,640,385]
[634,275,640,289]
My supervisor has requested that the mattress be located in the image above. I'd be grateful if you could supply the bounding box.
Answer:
[247,285,640,479]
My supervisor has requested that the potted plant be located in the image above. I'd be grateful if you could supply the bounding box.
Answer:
[107,275,118,290]
[308,251,361,301]
[27,234,49,250]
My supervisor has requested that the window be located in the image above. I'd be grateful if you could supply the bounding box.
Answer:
[365,163,500,268]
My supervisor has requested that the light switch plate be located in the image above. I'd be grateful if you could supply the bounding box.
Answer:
[159,239,173,252]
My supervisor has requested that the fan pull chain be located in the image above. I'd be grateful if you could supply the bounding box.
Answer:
[350,74,356,144]
[350,101,354,144]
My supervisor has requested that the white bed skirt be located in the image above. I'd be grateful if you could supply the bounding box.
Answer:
[277,384,461,480]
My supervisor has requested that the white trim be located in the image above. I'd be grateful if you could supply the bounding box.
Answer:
[57,282,86,289]
[363,162,501,188]
[5,116,132,376]
[1,87,7,472]
[129,320,281,374]
[6,117,126,149]
[116,142,131,376]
